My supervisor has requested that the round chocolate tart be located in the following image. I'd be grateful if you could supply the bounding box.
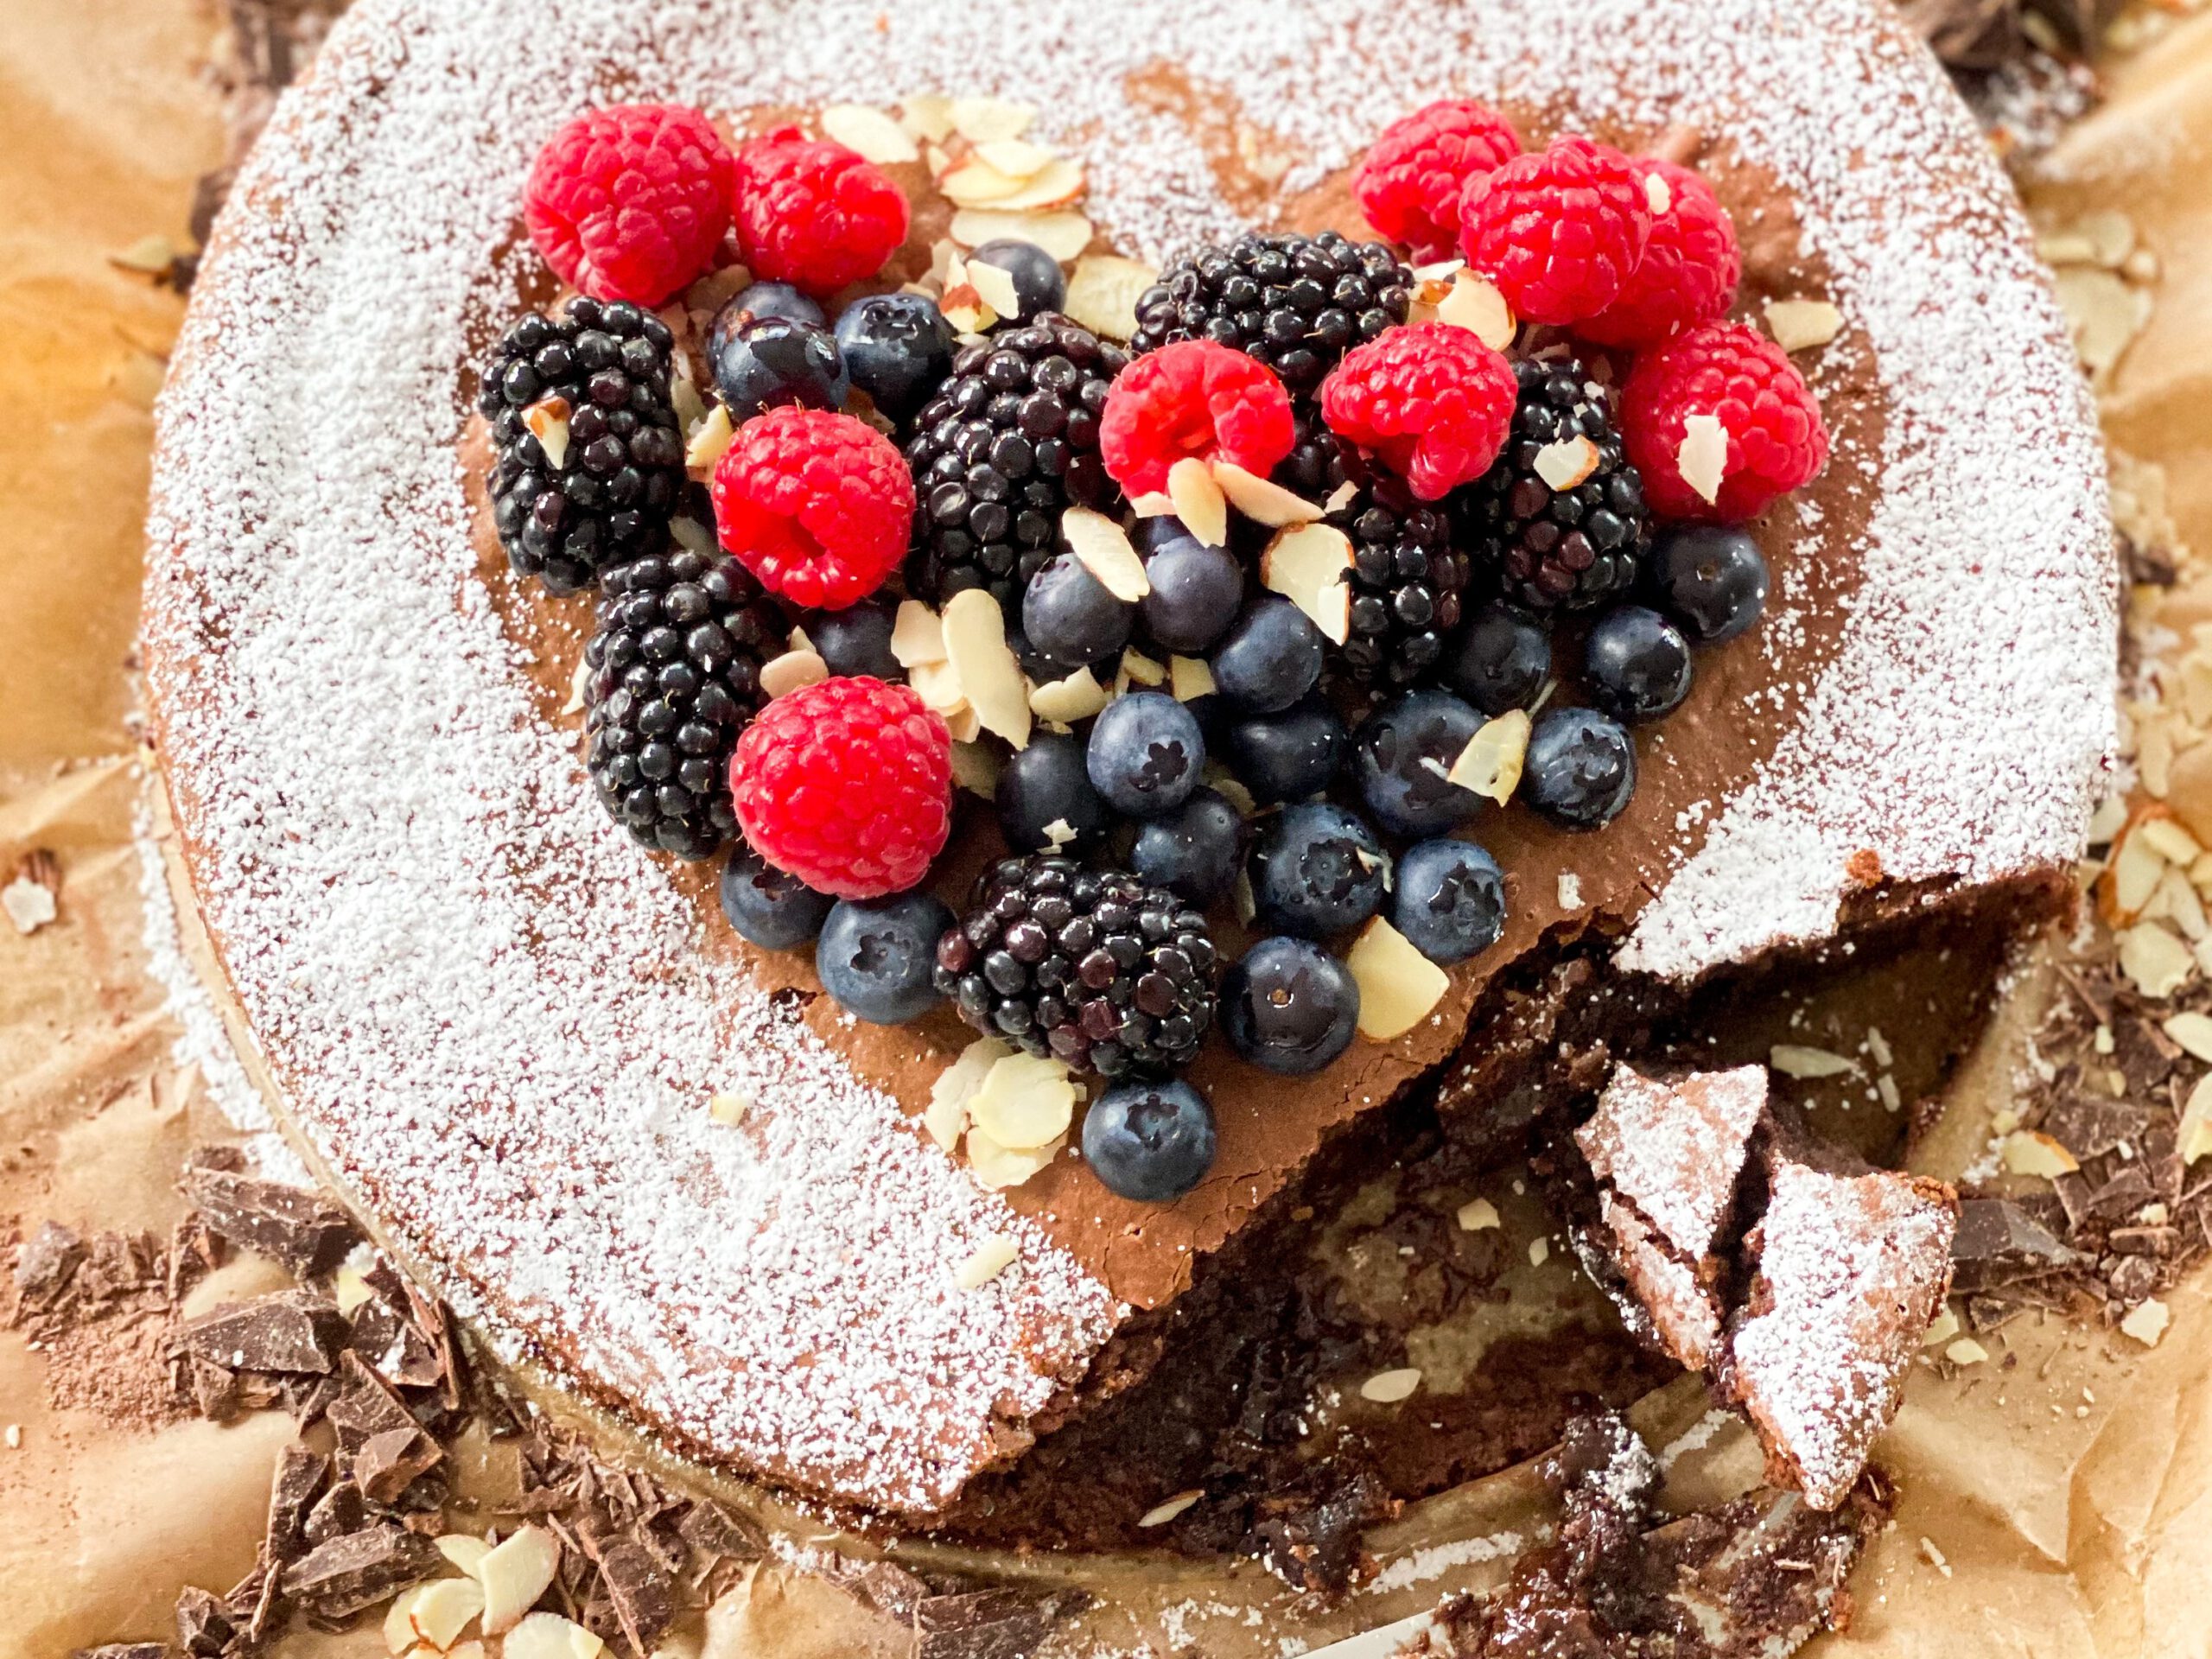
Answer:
[144,0,2114,1542]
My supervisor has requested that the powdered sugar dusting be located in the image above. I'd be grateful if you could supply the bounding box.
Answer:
[1577,1065,1764,1257]
[143,0,2104,1510]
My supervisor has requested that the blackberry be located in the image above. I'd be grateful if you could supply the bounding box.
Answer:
[1331,469,1468,685]
[1271,404,1350,500]
[904,314,1125,609]
[582,547,785,860]
[1455,357,1647,611]
[1129,232,1414,393]
[479,299,686,595]
[933,855,1217,1079]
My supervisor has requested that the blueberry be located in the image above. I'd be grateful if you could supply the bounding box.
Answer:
[1249,802,1387,939]
[815,890,955,1023]
[1585,606,1692,721]
[1082,1077,1217,1202]
[719,281,827,329]
[709,313,849,419]
[1392,840,1506,964]
[1222,701,1346,804]
[1647,527,1769,644]
[1139,525,1245,654]
[1129,787,1243,906]
[968,239,1069,318]
[1523,706,1637,829]
[1443,604,1552,716]
[719,845,835,950]
[1221,936,1360,1076]
[1352,690,1486,837]
[1087,692,1205,818]
[833,292,957,424]
[998,732,1110,855]
[1210,595,1324,714]
[804,596,903,682]
[1024,552,1133,671]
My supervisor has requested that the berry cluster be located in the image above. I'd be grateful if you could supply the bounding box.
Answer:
[467,91,1833,1210]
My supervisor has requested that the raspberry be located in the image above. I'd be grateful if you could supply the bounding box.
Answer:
[1319,322,1517,501]
[1098,340,1295,497]
[1353,99,1522,264]
[730,677,952,899]
[1458,136,1652,327]
[525,105,735,307]
[732,128,909,298]
[711,406,914,609]
[1619,322,1829,523]
[1575,160,1740,349]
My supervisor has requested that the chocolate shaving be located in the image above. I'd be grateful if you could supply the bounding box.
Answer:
[279,1524,442,1619]
[1947,1197,2083,1291]
[912,1589,1075,1659]
[265,1443,330,1560]
[302,1480,371,1548]
[178,1167,361,1279]
[71,1646,173,1659]
[174,1586,237,1658]
[173,1290,348,1376]
[677,1499,766,1563]
[325,1351,421,1452]
[576,1523,678,1654]
[13,1219,86,1305]
[353,1424,442,1504]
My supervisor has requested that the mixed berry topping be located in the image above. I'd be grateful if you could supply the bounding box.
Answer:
[476,90,1836,1206]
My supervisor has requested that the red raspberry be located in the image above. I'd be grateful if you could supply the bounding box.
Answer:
[525,105,735,307]
[732,128,910,298]
[1458,136,1652,327]
[1576,160,1740,350]
[1319,323,1517,501]
[1354,99,1522,263]
[1099,340,1295,497]
[1620,322,1829,523]
[711,407,914,609]
[730,677,951,900]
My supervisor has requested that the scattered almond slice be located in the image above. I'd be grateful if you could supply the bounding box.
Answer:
[1063,506,1150,599]
[758,648,830,700]
[1769,1044,1858,1078]
[938,255,997,333]
[670,358,709,431]
[2118,920,2195,997]
[109,233,179,275]
[1360,1368,1422,1404]
[1165,457,1229,547]
[334,1262,375,1314]
[2107,824,2165,923]
[1446,709,1530,805]
[942,590,1032,748]
[950,741,1001,800]
[475,1524,562,1635]
[1120,648,1167,689]
[2000,1130,2079,1179]
[955,1232,1022,1287]
[891,600,948,667]
[965,257,1023,320]
[1456,1197,1500,1231]
[1128,491,1176,518]
[990,157,1084,211]
[1533,435,1600,492]
[1764,298,1845,353]
[2,877,56,936]
[2140,817,2203,864]
[908,658,969,716]
[949,207,1095,261]
[709,1090,753,1125]
[944,704,982,742]
[1432,270,1516,350]
[684,404,734,477]
[974,138,1058,180]
[1324,479,1360,514]
[939,156,1028,207]
[1945,1337,1990,1367]
[2163,1010,2212,1061]
[899,94,956,143]
[2120,1299,2171,1348]
[1347,917,1449,1040]
[1644,172,1673,214]
[1675,414,1729,505]
[951,96,1035,143]
[1138,1490,1205,1528]
[970,1051,1078,1149]
[1261,523,1355,645]
[668,513,717,557]
[501,1612,604,1659]
[927,1038,1008,1152]
[1029,665,1111,723]
[1923,1307,1961,1348]
[821,104,919,164]
[524,396,572,470]
[1062,253,1157,341]
[385,1587,432,1655]
[2181,1075,2212,1166]
[1557,872,1582,910]
[1169,656,1217,702]
[1213,461,1325,527]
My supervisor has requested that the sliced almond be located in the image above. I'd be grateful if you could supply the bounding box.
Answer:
[1533,435,1600,492]
[927,1038,1009,1152]
[939,156,1027,207]
[1138,1491,1205,1528]
[899,95,957,143]
[758,648,830,700]
[1923,1307,1961,1347]
[2140,817,2203,864]
[1347,917,1450,1041]
[949,208,1095,261]
[668,513,717,557]
[1260,524,1354,645]
[988,157,1085,212]
[1764,298,1845,353]
[2181,1074,2212,1166]
[2120,1299,2171,1348]
[950,97,1035,143]
[500,1612,604,1659]
[1212,461,1325,527]
[1359,1368,1422,1404]
[1675,413,1729,506]
[1062,253,1158,342]
[938,257,997,334]
[410,1577,486,1650]
[821,104,919,164]
[435,1535,491,1575]
[524,396,572,470]
[1456,1197,1501,1231]
[1446,709,1530,805]
[950,741,1001,800]
[475,1523,562,1635]
[1128,491,1176,518]
[955,1230,1023,1285]
[891,600,948,667]
[1029,665,1111,723]
[970,1051,1078,1149]
[1119,648,1166,688]
[1946,1337,1991,1366]
[1325,479,1360,514]
[943,588,1033,748]
[684,403,734,477]
[2107,824,2166,922]
[2164,1010,2212,1061]
[385,1587,432,1655]
[974,138,1058,181]
[944,702,982,744]
[2001,1130,2080,1179]
[2119,920,2195,998]
[1063,506,1150,599]
[965,257,1023,319]
[1769,1044,1858,1078]
[1169,656,1217,702]
[908,658,969,716]
[1432,270,1516,350]
[1166,458,1230,549]
[1557,871,1583,910]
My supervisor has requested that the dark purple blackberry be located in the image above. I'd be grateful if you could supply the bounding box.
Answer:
[933,855,1217,1079]
[904,314,1125,610]
[583,547,785,861]
[1128,232,1414,393]
[1271,404,1350,501]
[478,299,685,595]
[1454,357,1647,612]
[1331,469,1469,686]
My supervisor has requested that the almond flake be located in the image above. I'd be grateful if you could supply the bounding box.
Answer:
[1063,506,1150,599]
[927,1038,1009,1151]
[2107,826,2166,921]
[821,104,919,164]
[963,1130,1052,1188]
[973,138,1057,181]
[1040,817,1079,849]
[1533,435,1600,492]
[2140,817,2203,865]
[1120,648,1166,688]
[971,1051,1078,1149]
[948,208,1095,261]
[3,876,57,935]
[1557,872,1582,910]
[1432,270,1516,350]
[906,661,967,718]
[334,1263,375,1314]
[1260,523,1354,644]
[955,1233,1022,1288]
[475,1524,562,1635]
[1129,492,1176,518]
[1446,709,1530,804]
[943,590,1033,747]
[1205,766,1255,817]
[1347,917,1450,1040]
[899,95,956,143]
[938,259,997,334]
[2000,1130,2079,1179]
[683,404,734,477]
[950,97,1035,143]
[2163,1010,2212,1062]
[500,1613,603,1659]
[1764,298,1846,353]
[670,356,709,430]
[1169,656,1217,702]
[1063,254,1157,342]
[109,233,179,274]
[669,513,717,557]
[524,396,573,470]
[988,158,1086,213]
[1675,413,1730,505]
[890,600,948,667]
[950,741,1001,799]
[1138,1491,1205,1528]
[965,257,1023,319]
[1922,1307,1961,1347]
[2181,1075,2212,1166]
[1029,666,1111,723]
[758,648,830,700]
[385,1587,431,1655]
[2119,921,2195,997]
[1359,1368,1422,1404]
[1212,461,1325,527]
[1456,1197,1500,1231]
[2120,1299,2171,1348]
[709,1090,753,1125]
[939,156,1027,206]
[1945,1337,1991,1366]
[1769,1044,1858,1078]
[1644,172,1673,214]
[1529,1236,1551,1267]
[1167,458,1228,547]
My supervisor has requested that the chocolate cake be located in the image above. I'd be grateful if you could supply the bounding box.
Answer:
[142,0,2113,1573]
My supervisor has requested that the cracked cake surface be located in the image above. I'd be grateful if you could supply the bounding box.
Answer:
[143,0,2113,1517]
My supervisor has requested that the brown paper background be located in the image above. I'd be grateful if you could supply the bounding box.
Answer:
[3,3,2211,1657]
